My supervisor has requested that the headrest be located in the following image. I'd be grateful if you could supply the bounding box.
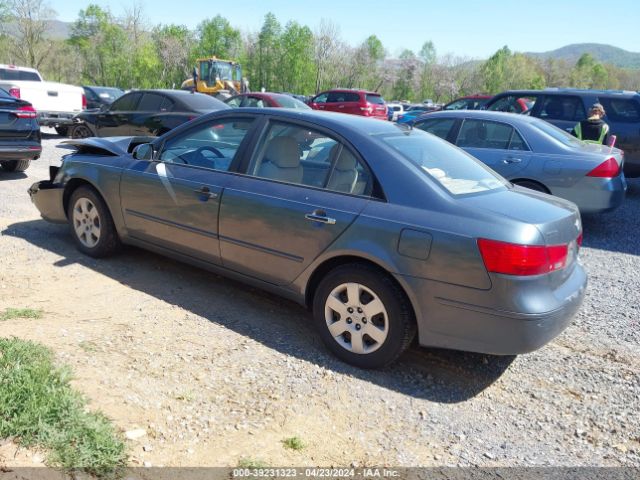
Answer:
[330,144,357,171]
[265,137,299,168]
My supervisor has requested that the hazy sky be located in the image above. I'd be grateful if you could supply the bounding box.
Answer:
[50,0,640,59]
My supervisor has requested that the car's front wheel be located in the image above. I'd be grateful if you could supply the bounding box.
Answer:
[313,263,416,368]
[0,159,31,172]
[67,186,120,258]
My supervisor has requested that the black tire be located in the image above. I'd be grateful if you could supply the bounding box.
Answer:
[55,126,69,137]
[0,159,31,172]
[513,180,549,193]
[71,124,93,139]
[312,263,416,369]
[67,186,120,258]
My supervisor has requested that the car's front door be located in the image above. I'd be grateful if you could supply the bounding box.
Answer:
[95,92,142,137]
[455,118,531,178]
[119,115,257,264]
[129,92,165,136]
[218,120,373,286]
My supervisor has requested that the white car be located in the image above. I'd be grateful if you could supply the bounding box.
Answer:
[386,103,405,122]
[0,64,85,136]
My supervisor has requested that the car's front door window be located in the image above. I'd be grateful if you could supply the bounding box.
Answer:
[159,118,255,171]
[415,118,456,140]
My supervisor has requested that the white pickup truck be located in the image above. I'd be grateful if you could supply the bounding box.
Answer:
[0,64,85,135]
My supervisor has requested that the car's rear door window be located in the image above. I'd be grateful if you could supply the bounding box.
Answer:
[599,97,640,122]
[247,122,372,196]
[539,95,585,121]
[159,117,255,171]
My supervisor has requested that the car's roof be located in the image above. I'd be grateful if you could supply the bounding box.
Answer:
[215,107,400,134]
[497,88,640,98]
[0,64,38,73]
[420,109,540,125]
[320,88,381,95]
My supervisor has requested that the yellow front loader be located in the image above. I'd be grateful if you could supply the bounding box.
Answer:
[181,57,249,99]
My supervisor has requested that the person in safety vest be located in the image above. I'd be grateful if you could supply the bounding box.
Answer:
[572,103,610,145]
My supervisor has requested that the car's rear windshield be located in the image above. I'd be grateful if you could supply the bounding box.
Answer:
[273,94,310,109]
[92,87,124,102]
[366,94,385,105]
[530,118,583,147]
[376,128,508,195]
[180,92,230,111]
[0,68,41,81]
[0,87,12,98]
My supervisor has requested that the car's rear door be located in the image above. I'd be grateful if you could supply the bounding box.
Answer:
[119,114,258,264]
[218,118,373,286]
[455,118,531,179]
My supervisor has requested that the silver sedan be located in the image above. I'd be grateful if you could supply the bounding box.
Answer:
[414,110,627,213]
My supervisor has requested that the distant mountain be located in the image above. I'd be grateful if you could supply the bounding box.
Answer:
[2,19,70,39]
[526,43,640,69]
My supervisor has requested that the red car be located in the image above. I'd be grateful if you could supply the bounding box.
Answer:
[224,92,310,109]
[309,89,387,120]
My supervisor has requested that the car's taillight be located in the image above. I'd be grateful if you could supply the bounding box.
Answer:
[82,93,87,109]
[360,105,373,114]
[586,157,620,178]
[477,238,569,276]
[15,105,37,119]
[576,232,583,248]
[8,87,20,99]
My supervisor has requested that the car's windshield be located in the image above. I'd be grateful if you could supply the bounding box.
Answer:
[530,118,583,147]
[376,128,508,195]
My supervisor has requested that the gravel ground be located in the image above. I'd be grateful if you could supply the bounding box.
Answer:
[0,129,639,467]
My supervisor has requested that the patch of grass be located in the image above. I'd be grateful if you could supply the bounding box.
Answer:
[238,457,269,468]
[78,341,98,353]
[0,338,126,478]
[282,436,305,451]
[0,308,43,321]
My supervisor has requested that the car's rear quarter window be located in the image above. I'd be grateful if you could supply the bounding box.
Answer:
[600,97,640,123]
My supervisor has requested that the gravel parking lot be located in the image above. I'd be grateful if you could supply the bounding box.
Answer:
[1,129,639,467]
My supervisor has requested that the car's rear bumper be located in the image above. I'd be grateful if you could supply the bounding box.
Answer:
[398,261,587,355]
[0,145,42,161]
[28,179,67,223]
[553,175,627,214]
[38,111,78,127]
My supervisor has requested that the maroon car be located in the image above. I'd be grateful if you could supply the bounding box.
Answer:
[224,92,310,109]
[309,89,388,120]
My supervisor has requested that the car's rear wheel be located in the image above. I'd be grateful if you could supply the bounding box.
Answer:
[67,186,120,258]
[313,263,416,369]
[71,124,93,139]
[513,180,549,193]
[0,159,31,172]
[55,126,69,137]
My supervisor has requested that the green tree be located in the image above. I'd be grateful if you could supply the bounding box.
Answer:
[69,4,129,87]
[153,24,193,88]
[418,40,437,101]
[278,21,314,93]
[256,12,282,91]
[193,15,241,61]
[5,0,57,69]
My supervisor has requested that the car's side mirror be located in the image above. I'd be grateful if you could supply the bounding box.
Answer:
[132,143,153,161]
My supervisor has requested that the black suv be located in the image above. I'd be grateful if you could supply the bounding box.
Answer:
[485,89,640,177]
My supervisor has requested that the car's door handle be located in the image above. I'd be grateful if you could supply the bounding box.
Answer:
[305,209,336,225]
[194,186,218,199]
[503,157,522,164]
